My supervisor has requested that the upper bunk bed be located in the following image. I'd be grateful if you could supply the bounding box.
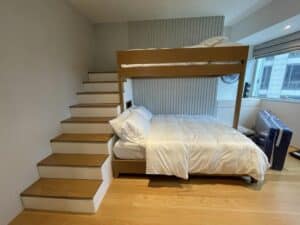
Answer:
[117,44,249,129]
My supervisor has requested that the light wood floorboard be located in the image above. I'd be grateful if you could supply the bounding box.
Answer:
[11,149,300,225]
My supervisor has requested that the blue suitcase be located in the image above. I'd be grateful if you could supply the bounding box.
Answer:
[253,110,293,170]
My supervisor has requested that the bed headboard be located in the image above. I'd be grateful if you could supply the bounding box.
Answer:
[117,46,249,128]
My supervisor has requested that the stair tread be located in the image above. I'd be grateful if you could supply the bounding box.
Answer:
[38,153,108,167]
[77,91,119,95]
[83,81,118,84]
[61,117,114,123]
[88,72,116,74]
[70,103,119,108]
[51,133,113,143]
[21,178,101,199]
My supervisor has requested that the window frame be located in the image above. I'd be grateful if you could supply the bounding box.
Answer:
[251,51,300,103]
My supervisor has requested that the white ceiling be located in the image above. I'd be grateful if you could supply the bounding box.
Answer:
[68,0,272,26]
[239,14,300,45]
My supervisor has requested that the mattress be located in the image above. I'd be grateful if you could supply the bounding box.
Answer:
[112,114,269,181]
[113,139,145,160]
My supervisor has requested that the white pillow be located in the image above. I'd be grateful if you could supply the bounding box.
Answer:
[185,36,228,48]
[120,111,151,145]
[131,106,152,121]
[109,110,131,138]
[200,36,228,47]
[214,41,242,47]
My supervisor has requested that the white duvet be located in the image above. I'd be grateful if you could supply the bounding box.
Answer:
[146,115,269,181]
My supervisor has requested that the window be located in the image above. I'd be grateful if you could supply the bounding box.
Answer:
[282,64,300,90]
[252,51,300,100]
[260,66,272,90]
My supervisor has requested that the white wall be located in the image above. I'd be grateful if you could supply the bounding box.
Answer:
[216,97,300,148]
[0,1,95,224]
[260,100,300,147]
[230,0,300,42]
[217,98,261,128]
[95,22,128,71]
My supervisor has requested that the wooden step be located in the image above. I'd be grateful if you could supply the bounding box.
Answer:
[60,118,114,134]
[76,92,120,104]
[51,133,113,143]
[38,154,108,168]
[21,178,101,200]
[77,91,119,95]
[83,81,118,84]
[82,81,120,92]
[88,72,118,82]
[51,133,115,155]
[61,117,113,124]
[21,178,105,213]
[37,154,109,179]
[88,71,116,74]
[70,103,119,108]
[69,104,121,118]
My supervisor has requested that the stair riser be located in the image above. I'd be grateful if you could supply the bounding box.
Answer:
[38,166,102,180]
[88,73,117,81]
[21,196,96,213]
[61,123,113,134]
[83,83,118,92]
[77,94,119,104]
[70,106,120,117]
[51,142,110,154]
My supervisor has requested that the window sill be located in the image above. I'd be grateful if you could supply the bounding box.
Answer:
[252,96,300,104]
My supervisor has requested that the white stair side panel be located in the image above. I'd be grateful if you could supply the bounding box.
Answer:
[70,106,120,117]
[61,123,113,134]
[38,166,102,180]
[93,156,112,212]
[77,94,119,104]
[88,73,118,81]
[21,196,95,213]
[83,83,118,92]
[51,141,111,154]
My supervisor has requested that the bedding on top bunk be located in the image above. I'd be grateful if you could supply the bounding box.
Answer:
[110,108,270,181]
[121,36,244,68]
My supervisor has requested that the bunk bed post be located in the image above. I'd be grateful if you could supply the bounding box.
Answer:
[118,74,124,112]
[117,53,124,112]
[232,62,247,129]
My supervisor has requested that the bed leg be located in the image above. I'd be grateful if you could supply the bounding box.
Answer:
[113,168,120,178]
[250,177,258,184]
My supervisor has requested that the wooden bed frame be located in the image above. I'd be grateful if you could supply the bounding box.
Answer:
[113,46,255,182]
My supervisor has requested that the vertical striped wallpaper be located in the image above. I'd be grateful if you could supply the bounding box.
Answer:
[133,78,217,115]
[128,16,224,115]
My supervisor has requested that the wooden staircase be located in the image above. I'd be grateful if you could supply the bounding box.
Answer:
[20,72,119,213]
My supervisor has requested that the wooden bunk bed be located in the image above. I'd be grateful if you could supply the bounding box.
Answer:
[113,45,252,180]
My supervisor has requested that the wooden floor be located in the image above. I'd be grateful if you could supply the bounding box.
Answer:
[10,149,300,225]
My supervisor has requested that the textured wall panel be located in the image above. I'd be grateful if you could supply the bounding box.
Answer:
[129,16,224,115]
[128,16,224,49]
[133,78,217,115]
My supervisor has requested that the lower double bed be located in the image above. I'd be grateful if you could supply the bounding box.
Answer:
[112,115,269,182]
